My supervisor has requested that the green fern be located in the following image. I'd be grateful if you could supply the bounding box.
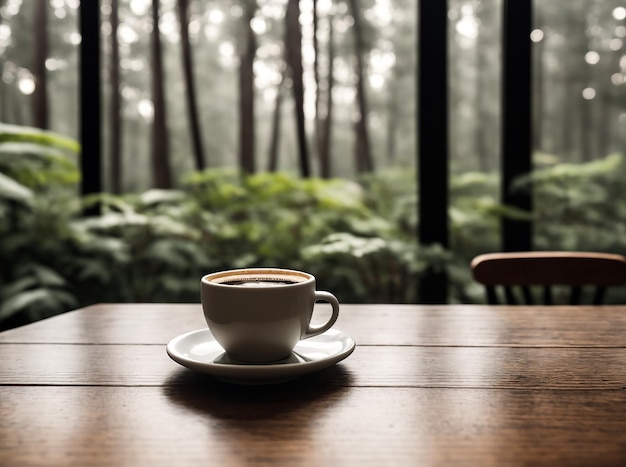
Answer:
[0,123,80,152]
[0,172,33,203]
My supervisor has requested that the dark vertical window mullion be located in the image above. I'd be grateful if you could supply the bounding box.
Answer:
[501,0,533,251]
[417,0,449,303]
[79,0,102,212]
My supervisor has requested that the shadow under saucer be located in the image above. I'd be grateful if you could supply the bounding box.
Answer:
[162,363,354,420]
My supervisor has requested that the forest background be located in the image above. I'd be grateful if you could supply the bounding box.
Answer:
[2,0,626,329]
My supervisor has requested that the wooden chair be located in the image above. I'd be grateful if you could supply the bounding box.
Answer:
[470,251,626,305]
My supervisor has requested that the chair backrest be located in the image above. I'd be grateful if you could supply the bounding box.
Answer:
[471,251,626,305]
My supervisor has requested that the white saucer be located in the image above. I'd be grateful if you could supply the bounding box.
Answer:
[166,328,356,384]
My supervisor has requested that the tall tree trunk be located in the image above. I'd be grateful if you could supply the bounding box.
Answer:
[580,96,592,162]
[347,0,373,173]
[579,20,593,162]
[151,0,172,188]
[285,0,310,177]
[599,31,623,158]
[474,2,497,172]
[109,0,122,194]
[385,66,398,164]
[267,68,286,172]
[319,13,336,178]
[0,58,6,122]
[559,10,578,162]
[32,0,48,129]
[560,61,575,161]
[239,0,257,175]
[474,2,490,172]
[178,0,206,171]
[313,0,322,168]
[532,7,545,155]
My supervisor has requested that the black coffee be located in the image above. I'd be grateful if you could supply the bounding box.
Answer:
[222,279,298,287]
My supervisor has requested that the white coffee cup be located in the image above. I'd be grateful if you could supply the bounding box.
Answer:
[201,268,340,363]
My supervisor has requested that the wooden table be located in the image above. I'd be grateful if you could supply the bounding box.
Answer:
[1,303,626,466]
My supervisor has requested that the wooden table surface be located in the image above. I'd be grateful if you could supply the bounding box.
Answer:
[1,303,626,466]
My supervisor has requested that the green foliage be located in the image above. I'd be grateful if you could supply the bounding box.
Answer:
[302,232,443,303]
[359,168,418,238]
[0,124,80,190]
[0,262,77,322]
[2,125,626,328]
[0,125,81,328]
[0,123,80,152]
[0,171,33,203]
[518,153,626,252]
[0,142,452,328]
[183,169,389,271]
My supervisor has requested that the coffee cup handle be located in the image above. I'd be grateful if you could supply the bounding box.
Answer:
[302,291,340,339]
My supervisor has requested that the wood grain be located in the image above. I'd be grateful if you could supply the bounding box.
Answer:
[3,303,626,466]
[1,344,625,389]
[1,386,625,466]
[2,303,626,347]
